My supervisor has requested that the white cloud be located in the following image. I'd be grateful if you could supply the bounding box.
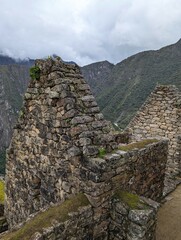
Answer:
[0,0,180,65]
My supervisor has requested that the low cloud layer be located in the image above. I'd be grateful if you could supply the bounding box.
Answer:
[0,0,181,65]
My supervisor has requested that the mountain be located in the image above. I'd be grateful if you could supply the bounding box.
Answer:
[0,39,181,173]
[81,39,181,128]
[0,54,34,66]
[0,56,34,173]
[81,60,114,96]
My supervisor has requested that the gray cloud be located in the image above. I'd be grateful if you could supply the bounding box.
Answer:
[0,0,181,65]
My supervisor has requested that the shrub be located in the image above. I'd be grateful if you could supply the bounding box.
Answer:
[29,66,40,80]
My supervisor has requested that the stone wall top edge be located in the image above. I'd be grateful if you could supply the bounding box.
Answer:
[119,138,169,155]
[85,138,168,171]
[35,58,79,67]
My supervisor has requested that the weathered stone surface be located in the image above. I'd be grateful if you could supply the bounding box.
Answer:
[5,58,115,229]
[127,85,181,195]
[4,59,168,240]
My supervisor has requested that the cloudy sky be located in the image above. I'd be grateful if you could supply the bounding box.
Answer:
[0,0,181,66]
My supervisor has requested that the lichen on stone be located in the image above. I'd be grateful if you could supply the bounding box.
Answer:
[118,138,158,151]
[113,190,149,209]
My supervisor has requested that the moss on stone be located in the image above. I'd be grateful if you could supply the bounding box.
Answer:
[2,193,89,240]
[98,148,106,158]
[118,139,158,151]
[0,180,5,204]
[113,190,148,209]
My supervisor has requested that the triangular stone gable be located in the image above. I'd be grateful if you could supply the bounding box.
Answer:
[128,85,181,194]
[5,58,117,227]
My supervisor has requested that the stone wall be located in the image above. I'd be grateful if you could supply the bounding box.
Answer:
[4,59,169,239]
[127,85,181,194]
[110,191,160,240]
[1,192,160,240]
[111,140,168,201]
[5,58,117,228]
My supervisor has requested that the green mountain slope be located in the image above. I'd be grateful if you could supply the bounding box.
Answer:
[0,56,33,174]
[81,60,114,96]
[82,39,181,128]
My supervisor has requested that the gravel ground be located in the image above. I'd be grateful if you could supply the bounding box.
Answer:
[156,185,181,240]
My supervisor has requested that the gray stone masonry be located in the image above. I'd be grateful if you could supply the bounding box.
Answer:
[4,58,169,239]
[127,85,181,195]
[5,58,116,228]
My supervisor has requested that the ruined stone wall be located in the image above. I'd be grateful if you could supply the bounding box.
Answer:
[127,85,181,193]
[110,192,160,240]
[111,140,168,201]
[1,192,160,240]
[5,58,116,228]
[4,59,168,239]
[3,137,166,239]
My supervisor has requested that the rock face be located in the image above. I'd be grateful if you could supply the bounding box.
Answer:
[128,85,181,194]
[4,58,168,239]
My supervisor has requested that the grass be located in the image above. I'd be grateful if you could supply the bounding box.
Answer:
[2,193,89,240]
[0,180,5,204]
[98,148,106,158]
[113,190,148,209]
[118,139,158,151]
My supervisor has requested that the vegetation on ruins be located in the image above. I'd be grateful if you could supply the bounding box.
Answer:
[0,180,5,204]
[2,193,89,240]
[29,66,40,80]
[113,190,149,209]
[98,147,106,158]
[119,139,158,151]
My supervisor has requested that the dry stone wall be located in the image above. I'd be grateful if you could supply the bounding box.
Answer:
[127,85,181,194]
[5,58,116,228]
[110,193,160,240]
[4,59,169,239]
[111,140,168,201]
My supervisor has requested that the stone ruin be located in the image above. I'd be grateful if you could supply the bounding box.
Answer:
[128,85,181,195]
[1,58,169,239]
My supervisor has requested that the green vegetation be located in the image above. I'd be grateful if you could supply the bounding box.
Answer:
[0,180,5,204]
[18,109,24,119]
[2,193,89,240]
[29,66,40,80]
[98,147,106,158]
[113,190,148,209]
[119,139,158,151]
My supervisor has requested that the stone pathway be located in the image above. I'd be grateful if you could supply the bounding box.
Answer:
[156,184,181,240]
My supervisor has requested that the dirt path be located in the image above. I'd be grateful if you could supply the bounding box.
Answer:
[156,185,181,240]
